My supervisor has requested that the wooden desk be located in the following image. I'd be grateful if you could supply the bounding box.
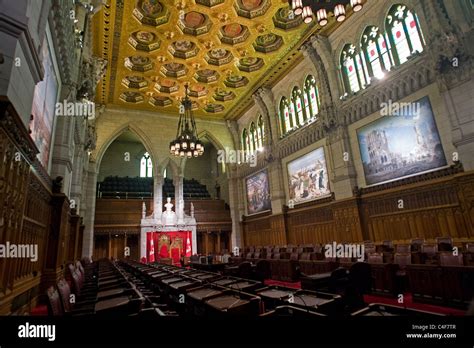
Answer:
[95,296,129,312]
[97,288,126,300]
[190,262,227,273]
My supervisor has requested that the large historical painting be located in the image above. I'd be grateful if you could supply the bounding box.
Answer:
[246,169,271,215]
[30,37,59,170]
[287,147,330,204]
[357,96,447,186]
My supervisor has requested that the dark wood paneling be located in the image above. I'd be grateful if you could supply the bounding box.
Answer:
[242,168,474,247]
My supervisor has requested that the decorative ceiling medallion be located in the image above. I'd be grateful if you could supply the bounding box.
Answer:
[128,31,160,52]
[213,89,236,101]
[188,84,208,98]
[154,79,179,93]
[194,69,220,83]
[177,11,212,36]
[120,91,144,103]
[122,76,148,89]
[237,57,265,72]
[168,40,199,59]
[149,95,172,107]
[273,6,303,29]
[195,0,225,7]
[205,48,234,66]
[205,103,225,113]
[253,33,283,53]
[224,74,249,88]
[133,0,170,26]
[234,0,271,19]
[160,62,188,78]
[219,23,250,45]
[125,55,154,72]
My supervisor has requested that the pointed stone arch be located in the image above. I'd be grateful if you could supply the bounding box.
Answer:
[157,157,182,178]
[94,123,157,171]
[197,130,226,152]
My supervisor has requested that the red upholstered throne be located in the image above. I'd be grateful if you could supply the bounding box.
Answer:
[170,237,183,265]
[158,234,170,259]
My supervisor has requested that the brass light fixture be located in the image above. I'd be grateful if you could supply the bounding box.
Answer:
[169,84,204,158]
[292,0,363,25]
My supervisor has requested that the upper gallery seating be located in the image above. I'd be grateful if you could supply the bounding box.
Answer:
[97,177,211,199]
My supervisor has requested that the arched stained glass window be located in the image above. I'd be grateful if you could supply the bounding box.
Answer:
[140,152,153,178]
[289,99,297,129]
[292,87,306,125]
[242,128,248,151]
[304,75,320,119]
[249,122,256,152]
[341,45,362,93]
[279,97,291,136]
[386,5,424,65]
[361,26,393,80]
[257,115,264,149]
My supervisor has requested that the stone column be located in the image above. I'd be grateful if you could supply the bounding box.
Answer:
[301,39,340,129]
[228,168,244,249]
[254,87,279,146]
[174,174,184,224]
[325,125,358,200]
[70,147,85,211]
[50,115,75,196]
[267,158,287,214]
[81,160,98,259]
[153,172,163,221]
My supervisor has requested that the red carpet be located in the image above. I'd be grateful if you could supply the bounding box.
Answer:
[263,279,467,316]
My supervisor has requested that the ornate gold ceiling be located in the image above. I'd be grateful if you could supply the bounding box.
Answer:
[92,0,325,119]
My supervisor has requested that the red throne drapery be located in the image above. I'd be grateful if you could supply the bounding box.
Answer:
[147,231,192,265]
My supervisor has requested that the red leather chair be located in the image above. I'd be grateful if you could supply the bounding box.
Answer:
[463,243,474,266]
[411,238,424,252]
[394,252,412,293]
[396,244,410,253]
[421,244,439,265]
[57,278,95,315]
[436,236,453,252]
[47,286,63,316]
[367,253,383,264]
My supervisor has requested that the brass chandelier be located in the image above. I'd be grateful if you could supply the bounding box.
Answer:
[291,0,363,25]
[169,84,204,158]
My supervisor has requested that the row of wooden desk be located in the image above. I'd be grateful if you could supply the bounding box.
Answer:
[117,260,445,318]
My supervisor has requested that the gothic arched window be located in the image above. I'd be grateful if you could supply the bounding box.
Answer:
[140,152,153,178]
[361,26,393,80]
[279,97,291,135]
[292,86,306,126]
[257,115,264,149]
[249,122,256,152]
[304,75,320,119]
[386,5,424,65]
[242,128,249,152]
[340,44,370,94]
